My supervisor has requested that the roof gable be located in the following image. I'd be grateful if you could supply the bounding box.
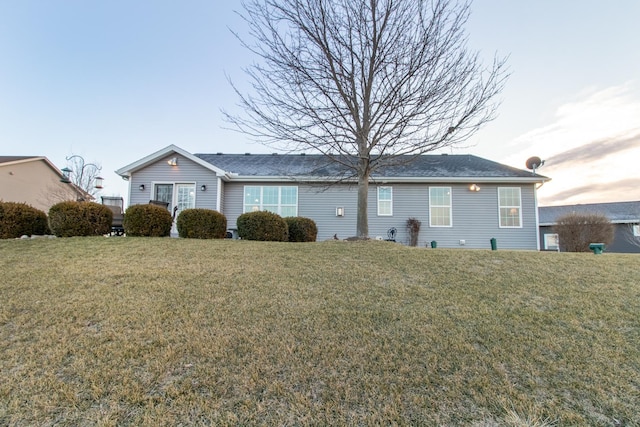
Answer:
[116,145,227,177]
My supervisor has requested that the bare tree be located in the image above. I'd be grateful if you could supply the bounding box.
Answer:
[62,155,102,200]
[227,0,508,237]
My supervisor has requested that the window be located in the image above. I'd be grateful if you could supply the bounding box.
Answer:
[244,186,298,217]
[633,224,640,237]
[498,187,522,227]
[154,184,173,205]
[153,183,196,214]
[429,187,452,227]
[377,187,393,216]
[544,233,560,251]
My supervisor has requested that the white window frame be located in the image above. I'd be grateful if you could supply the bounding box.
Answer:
[429,187,452,227]
[243,185,298,217]
[498,187,522,228]
[377,186,393,216]
[633,224,640,237]
[151,181,197,211]
[544,233,560,251]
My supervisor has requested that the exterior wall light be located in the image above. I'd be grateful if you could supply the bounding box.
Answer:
[167,157,178,166]
[200,184,206,191]
[139,184,145,191]
[336,207,344,217]
[469,184,480,192]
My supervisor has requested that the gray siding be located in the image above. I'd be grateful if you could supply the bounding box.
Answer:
[128,153,219,210]
[223,181,540,249]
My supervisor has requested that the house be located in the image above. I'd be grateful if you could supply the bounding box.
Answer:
[116,145,549,249]
[539,201,640,253]
[0,156,89,213]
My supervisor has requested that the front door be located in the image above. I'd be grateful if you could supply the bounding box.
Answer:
[154,183,196,235]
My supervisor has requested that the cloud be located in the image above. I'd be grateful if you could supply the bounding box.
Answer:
[499,82,640,205]
[539,178,640,205]
[545,131,640,169]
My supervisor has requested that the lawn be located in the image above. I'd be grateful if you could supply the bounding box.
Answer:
[1,237,638,426]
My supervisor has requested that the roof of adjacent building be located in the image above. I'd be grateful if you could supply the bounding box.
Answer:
[0,156,39,164]
[195,152,545,180]
[539,201,640,225]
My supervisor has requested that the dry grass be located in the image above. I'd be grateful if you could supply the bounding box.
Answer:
[0,237,639,426]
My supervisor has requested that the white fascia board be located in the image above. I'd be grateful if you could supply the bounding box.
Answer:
[373,176,550,184]
[540,219,638,226]
[0,156,40,167]
[115,145,226,177]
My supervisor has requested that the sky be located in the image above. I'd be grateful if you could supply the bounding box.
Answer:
[1,0,638,207]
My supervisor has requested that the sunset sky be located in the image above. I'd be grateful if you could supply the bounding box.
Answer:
[1,1,638,206]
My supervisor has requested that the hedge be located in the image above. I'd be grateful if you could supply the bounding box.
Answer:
[176,208,227,239]
[48,201,112,237]
[0,201,49,239]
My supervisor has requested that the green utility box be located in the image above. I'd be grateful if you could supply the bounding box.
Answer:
[588,243,605,254]
[430,240,437,248]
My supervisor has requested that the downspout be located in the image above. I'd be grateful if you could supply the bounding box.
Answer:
[534,182,541,251]
[216,176,222,212]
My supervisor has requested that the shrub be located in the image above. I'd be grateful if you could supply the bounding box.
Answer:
[48,201,112,237]
[0,201,49,239]
[285,216,318,242]
[177,208,227,239]
[553,212,614,252]
[406,217,421,246]
[123,204,173,237]
[237,211,288,242]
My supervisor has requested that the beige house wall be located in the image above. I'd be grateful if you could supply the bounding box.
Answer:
[0,158,80,212]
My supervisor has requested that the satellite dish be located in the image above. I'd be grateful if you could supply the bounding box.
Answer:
[525,156,545,174]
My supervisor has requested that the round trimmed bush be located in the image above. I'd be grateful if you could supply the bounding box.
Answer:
[48,201,112,237]
[285,216,318,242]
[0,201,49,239]
[123,204,173,237]
[237,211,288,242]
[177,208,227,239]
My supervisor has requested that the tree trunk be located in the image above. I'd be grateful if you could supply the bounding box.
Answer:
[356,167,369,238]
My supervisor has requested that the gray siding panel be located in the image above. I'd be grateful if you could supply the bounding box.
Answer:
[223,181,539,249]
[128,153,219,210]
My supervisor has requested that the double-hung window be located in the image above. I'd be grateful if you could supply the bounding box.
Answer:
[429,187,452,227]
[244,186,298,217]
[498,187,522,227]
[377,186,393,216]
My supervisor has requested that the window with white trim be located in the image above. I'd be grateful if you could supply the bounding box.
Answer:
[498,187,522,227]
[243,186,298,217]
[429,187,452,227]
[544,233,560,251]
[377,186,393,216]
[633,224,640,237]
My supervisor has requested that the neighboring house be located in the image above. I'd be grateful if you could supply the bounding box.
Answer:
[539,201,640,253]
[0,156,89,213]
[116,145,549,249]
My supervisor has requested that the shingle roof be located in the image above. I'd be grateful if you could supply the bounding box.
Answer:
[194,153,543,180]
[539,201,640,225]
[0,156,38,164]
